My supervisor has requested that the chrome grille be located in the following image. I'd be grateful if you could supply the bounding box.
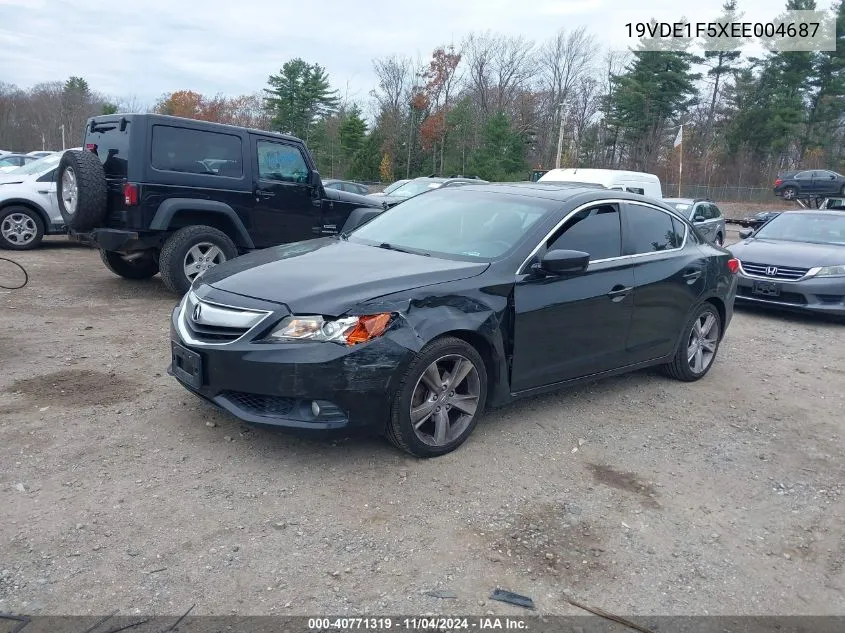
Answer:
[740,261,810,280]
[181,292,270,343]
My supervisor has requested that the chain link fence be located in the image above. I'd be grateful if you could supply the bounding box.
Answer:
[664,183,775,202]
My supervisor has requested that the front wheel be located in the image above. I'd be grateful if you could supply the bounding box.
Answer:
[0,206,44,250]
[158,225,237,294]
[100,249,159,279]
[386,337,487,458]
[661,303,722,382]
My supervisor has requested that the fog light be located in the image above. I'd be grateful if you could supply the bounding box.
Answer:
[311,401,321,417]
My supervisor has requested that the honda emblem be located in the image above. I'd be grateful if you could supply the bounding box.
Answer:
[765,266,778,276]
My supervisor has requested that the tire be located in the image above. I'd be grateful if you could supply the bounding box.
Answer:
[100,249,159,279]
[0,206,44,250]
[56,150,107,230]
[661,303,722,382]
[158,225,237,294]
[781,186,797,201]
[715,232,724,246]
[386,336,488,458]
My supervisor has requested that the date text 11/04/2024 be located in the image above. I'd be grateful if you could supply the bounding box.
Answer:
[308,617,528,630]
[625,21,820,39]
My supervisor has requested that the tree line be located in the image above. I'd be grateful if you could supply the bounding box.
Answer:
[1,0,843,190]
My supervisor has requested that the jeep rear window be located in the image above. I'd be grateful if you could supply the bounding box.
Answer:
[86,121,130,177]
[151,125,243,177]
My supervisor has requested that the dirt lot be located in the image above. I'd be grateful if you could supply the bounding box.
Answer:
[1,231,843,617]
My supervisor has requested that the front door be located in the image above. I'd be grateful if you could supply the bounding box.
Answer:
[250,137,321,248]
[511,202,634,392]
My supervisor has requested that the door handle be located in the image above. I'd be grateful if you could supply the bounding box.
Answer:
[683,269,702,284]
[606,285,632,302]
[255,189,275,199]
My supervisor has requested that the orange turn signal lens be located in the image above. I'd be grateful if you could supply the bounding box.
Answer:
[345,313,392,345]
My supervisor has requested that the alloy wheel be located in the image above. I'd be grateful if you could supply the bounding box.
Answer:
[410,354,481,447]
[1,213,37,246]
[61,167,78,214]
[183,242,226,282]
[687,312,719,375]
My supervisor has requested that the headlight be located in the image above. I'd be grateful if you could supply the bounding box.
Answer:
[814,265,845,277]
[265,313,392,345]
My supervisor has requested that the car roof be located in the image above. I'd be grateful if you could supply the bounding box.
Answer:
[443,182,683,211]
[88,113,303,144]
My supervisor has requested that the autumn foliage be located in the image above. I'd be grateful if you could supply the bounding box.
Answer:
[154,90,269,129]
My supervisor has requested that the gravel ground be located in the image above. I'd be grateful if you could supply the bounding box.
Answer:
[1,230,843,618]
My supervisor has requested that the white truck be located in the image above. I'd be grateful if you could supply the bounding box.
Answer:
[538,168,663,199]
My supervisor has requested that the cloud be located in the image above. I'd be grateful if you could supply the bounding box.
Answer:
[0,0,795,107]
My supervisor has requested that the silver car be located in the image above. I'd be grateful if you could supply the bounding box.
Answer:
[730,210,845,317]
[664,198,727,246]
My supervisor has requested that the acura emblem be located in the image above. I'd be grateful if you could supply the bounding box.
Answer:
[192,303,202,322]
[765,266,778,276]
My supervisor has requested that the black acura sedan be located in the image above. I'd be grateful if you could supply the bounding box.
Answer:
[170,184,738,457]
[731,210,845,316]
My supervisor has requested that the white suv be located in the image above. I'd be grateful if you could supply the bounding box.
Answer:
[0,151,77,250]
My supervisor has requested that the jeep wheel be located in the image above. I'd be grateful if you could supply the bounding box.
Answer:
[159,225,237,294]
[100,249,159,279]
[57,150,107,230]
[0,206,44,250]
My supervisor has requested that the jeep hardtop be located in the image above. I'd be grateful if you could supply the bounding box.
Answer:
[57,113,384,293]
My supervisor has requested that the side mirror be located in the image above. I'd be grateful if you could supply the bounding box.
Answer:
[309,170,322,188]
[693,215,706,223]
[537,249,590,276]
[739,228,754,239]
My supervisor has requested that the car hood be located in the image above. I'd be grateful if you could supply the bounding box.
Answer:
[323,186,383,208]
[730,238,845,267]
[201,237,489,315]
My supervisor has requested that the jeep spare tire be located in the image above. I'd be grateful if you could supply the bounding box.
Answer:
[57,150,108,231]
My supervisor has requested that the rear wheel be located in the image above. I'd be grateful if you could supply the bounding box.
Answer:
[158,225,237,294]
[0,206,44,250]
[386,337,487,458]
[661,303,722,382]
[781,186,797,201]
[100,249,159,279]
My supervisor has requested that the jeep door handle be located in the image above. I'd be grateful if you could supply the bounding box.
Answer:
[683,269,702,283]
[255,189,275,199]
[607,285,633,302]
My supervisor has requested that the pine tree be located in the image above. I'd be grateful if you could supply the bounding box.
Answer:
[264,59,339,140]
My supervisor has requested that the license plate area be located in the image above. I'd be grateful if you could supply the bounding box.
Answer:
[172,342,203,389]
[752,280,780,297]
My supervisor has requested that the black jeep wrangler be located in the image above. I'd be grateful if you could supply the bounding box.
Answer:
[56,114,384,293]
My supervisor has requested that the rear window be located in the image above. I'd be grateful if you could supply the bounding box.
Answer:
[85,120,131,177]
[151,125,243,177]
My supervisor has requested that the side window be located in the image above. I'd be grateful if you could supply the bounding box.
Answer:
[547,204,622,260]
[626,204,683,254]
[795,171,812,181]
[708,203,721,218]
[256,141,309,183]
[151,125,243,177]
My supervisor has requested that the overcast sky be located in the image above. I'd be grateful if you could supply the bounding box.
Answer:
[0,0,835,108]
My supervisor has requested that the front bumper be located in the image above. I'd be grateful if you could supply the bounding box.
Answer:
[168,291,415,433]
[735,272,845,316]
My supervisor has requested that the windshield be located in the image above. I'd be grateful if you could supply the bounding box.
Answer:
[382,180,408,195]
[7,152,62,175]
[388,180,442,198]
[349,189,552,259]
[755,213,845,245]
